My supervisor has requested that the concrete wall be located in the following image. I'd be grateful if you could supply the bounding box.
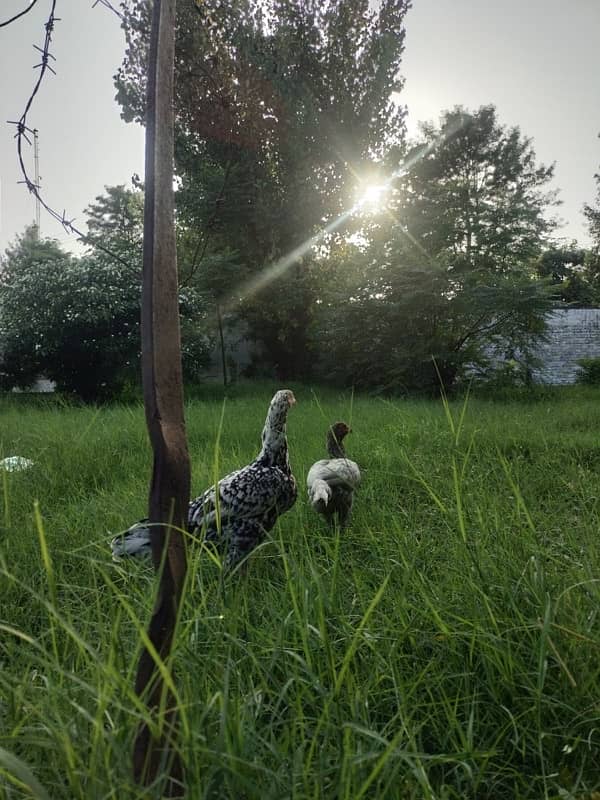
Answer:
[531,309,600,384]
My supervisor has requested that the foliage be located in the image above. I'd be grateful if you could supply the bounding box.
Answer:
[116,0,411,376]
[535,246,600,307]
[0,226,143,400]
[84,183,145,264]
[397,105,558,273]
[576,356,600,385]
[114,12,567,391]
[0,197,212,401]
[312,107,557,392]
[469,357,536,396]
[1,386,600,797]
[584,160,600,253]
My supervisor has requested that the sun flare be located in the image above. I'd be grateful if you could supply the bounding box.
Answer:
[358,182,388,211]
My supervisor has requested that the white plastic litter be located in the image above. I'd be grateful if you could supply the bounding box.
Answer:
[0,456,35,472]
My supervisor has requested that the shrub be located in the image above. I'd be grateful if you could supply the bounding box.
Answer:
[576,356,600,385]
[0,227,212,402]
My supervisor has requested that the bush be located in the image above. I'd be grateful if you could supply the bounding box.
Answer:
[0,227,212,402]
[576,357,600,385]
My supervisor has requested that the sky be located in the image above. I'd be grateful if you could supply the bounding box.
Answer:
[0,0,599,255]
[400,0,600,247]
[0,1,145,255]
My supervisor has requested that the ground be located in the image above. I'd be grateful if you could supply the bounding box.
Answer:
[1,383,599,799]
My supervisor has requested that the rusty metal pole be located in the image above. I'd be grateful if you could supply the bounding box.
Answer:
[134,0,190,793]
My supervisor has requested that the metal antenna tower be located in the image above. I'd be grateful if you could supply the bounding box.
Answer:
[33,128,41,237]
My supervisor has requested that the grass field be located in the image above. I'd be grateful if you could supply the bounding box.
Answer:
[1,383,600,799]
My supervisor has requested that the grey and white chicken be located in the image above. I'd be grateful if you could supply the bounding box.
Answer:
[111,389,297,570]
[307,421,360,528]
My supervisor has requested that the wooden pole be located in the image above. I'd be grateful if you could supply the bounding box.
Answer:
[134,0,190,793]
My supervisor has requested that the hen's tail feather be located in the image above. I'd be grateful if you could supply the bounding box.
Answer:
[309,478,332,508]
[110,519,152,559]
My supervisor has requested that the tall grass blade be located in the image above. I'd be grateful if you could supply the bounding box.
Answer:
[0,746,52,800]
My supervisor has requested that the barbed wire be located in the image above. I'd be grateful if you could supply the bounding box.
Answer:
[0,0,40,28]
[6,0,130,267]
[6,0,229,280]
[91,0,124,21]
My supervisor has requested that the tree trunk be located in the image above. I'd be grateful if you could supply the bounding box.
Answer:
[216,301,228,386]
[133,0,190,795]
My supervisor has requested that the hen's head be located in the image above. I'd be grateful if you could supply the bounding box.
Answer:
[327,421,351,456]
[263,389,296,438]
[331,421,351,438]
[268,389,296,424]
[273,389,296,408]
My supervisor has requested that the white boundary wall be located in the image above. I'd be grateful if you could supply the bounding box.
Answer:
[532,309,600,384]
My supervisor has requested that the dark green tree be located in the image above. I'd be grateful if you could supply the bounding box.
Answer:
[583,159,600,299]
[116,0,411,377]
[0,227,68,390]
[535,246,599,307]
[397,106,558,273]
[84,183,145,264]
[584,160,600,253]
[312,106,557,391]
[84,184,214,388]
[0,190,211,401]
[0,226,141,400]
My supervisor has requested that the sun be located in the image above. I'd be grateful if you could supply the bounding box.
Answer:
[357,182,388,212]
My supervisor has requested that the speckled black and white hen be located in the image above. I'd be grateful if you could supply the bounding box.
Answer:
[307,421,361,529]
[111,389,297,570]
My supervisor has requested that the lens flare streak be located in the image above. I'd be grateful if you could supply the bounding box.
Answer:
[227,116,467,307]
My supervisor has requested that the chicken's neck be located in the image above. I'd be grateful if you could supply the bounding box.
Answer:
[258,412,291,471]
[326,434,346,459]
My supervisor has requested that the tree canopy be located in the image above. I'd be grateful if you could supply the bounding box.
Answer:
[396,106,558,274]
[584,160,600,253]
[535,246,600,307]
[116,0,411,376]
[0,188,211,401]
[0,225,141,400]
[312,106,557,391]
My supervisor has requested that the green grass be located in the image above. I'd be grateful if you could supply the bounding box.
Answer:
[1,383,600,799]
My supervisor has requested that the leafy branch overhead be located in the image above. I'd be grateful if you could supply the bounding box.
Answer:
[312,106,559,391]
[116,0,412,377]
